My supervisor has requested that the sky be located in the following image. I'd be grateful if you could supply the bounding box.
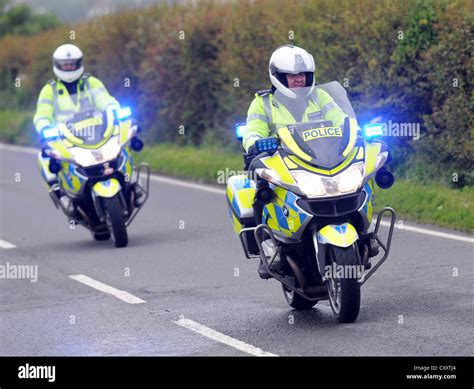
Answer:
[12,0,177,22]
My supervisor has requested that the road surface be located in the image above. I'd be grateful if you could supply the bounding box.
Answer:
[1,144,473,356]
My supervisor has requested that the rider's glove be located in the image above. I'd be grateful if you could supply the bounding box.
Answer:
[243,144,258,171]
[247,144,257,156]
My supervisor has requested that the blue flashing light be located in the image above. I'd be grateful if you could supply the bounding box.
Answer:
[42,127,60,139]
[363,123,385,138]
[235,123,246,140]
[116,107,132,120]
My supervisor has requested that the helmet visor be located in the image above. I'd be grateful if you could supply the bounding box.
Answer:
[54,58,82,72]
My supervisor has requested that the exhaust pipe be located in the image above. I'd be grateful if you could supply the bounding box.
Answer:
[286,255,309,291]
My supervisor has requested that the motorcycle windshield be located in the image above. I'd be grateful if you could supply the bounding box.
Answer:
[274,81,358,169]
[55,99,114,147]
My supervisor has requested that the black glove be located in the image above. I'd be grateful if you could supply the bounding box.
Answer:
[247,144,257,156]
[243,144,257,171]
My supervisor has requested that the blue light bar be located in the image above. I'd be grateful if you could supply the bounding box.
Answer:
[363,123,385,138]
[235,123,246,140]
[42,127,60,139]
[116,107,132,120]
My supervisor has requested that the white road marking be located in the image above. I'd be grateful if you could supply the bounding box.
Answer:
[174,317,277,357]
[0,239,16,249]
[379,220,474,243]
[1,142,472,243]
[149,175,224,195]
[0,143,37,155]
[69,274,146,304]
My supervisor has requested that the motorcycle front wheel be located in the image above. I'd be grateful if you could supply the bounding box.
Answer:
[104,195,128,248]
[326,245,360,323]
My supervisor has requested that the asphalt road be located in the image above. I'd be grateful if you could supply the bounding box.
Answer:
[1,144,473,356]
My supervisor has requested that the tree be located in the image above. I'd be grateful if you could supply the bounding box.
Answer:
[0,0,60,38]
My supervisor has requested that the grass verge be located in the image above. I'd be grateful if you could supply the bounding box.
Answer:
[0,110,36,145]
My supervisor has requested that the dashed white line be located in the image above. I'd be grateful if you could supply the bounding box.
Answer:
[1,142,472,243]
[69,274,145,304]
[0,239,16,249]
[174,317,277,357]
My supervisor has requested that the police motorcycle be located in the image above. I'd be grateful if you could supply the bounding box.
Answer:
[227,81,396,323]
[39,102,150,248]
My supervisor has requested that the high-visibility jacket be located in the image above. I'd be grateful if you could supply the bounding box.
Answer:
[243,88,347,152]
[33,74,120,133]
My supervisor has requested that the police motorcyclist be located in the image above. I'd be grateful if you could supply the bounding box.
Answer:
[243,45,349,279]
[33,44,144,208]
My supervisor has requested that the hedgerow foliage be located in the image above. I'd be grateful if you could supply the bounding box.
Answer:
[0,0,471,184]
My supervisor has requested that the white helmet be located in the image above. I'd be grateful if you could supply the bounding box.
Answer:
[268,44,315,98]
[52,44,84,83]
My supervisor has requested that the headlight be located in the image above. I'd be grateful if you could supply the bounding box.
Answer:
[337,163,365,193]
[291,162,365,198]
[291,171,328,197]
[70,136,121,167]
